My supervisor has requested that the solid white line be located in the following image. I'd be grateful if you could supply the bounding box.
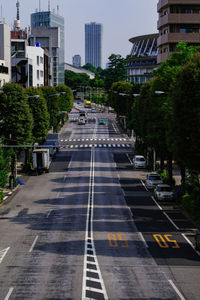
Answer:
[126,153,133,165]
[151,196,163,210]
[168,280,186,300]
[140,180,148,191]
[0,247,10,264]
[129,207,133,217]
[46,210,52,218]
[182,233,200,257]
[29,235,39,253]
[163,212,180,230]
[4,287,14,300]
[138,232,148,248]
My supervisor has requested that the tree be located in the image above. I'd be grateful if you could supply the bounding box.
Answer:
[39,86,60,133]
[170,53,200,172]
[26,87,50,144]
[55,84,74,125]
[103,54,127,91]
[0,83,33,145]
[64,70,90,90]
[82,63,97,74]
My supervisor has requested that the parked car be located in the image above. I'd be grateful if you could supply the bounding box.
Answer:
[91,108,96,113]
[154,184,174,201]
[78,117,86,125]
[133,155,146,169]
[145,173,163,189]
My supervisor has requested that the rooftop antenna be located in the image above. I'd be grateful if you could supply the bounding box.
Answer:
[48,0,50,11]
[57,5,59,15]
[16,0,20,20]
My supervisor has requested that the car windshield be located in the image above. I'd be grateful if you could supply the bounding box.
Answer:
[149,175,161,180]
[158,186,171,192]
[136,157,145,161]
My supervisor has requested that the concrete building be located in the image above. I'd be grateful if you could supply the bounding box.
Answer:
[64,63,95,79]
[11,38,45,87]
[85,22,103,68]
[0,21,11,86]
[72,55,81,67]
[157,0,200,63]
[127,34,158,84]
[30,11,65,86]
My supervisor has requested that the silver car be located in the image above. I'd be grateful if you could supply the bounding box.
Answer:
[133,155,146,169]
[154,184,174,201]
[145,173,163,189]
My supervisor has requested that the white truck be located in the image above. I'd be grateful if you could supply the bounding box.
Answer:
[32,149,50,174]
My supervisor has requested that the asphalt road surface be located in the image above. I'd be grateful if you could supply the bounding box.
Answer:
[0,103,200,300]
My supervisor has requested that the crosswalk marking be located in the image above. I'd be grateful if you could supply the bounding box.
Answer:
[59,144,133,149]
[60,138,132,142]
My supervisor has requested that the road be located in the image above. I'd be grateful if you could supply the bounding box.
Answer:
[0,103,200,300]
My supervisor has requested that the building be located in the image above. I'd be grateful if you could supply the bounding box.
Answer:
[0,21,11,86]
[11,39,45,88]
[127,34,158,84]
[85,22,103,68]
[72,55,81,67]
[64,63,95,79]
[30,10,65,86]
[157,0,200,63]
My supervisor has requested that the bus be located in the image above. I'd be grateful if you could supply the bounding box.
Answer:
[84,100,92,108]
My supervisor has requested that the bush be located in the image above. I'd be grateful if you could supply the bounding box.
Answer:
[0,189,3,203]
[181,194,196,215]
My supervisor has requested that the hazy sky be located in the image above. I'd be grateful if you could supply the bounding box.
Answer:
[1,0,158,68]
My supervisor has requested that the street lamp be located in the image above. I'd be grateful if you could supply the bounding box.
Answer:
[155,91,165,95]
[133,93,140,97]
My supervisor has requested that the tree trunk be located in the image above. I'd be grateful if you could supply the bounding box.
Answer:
[167,153,173,185]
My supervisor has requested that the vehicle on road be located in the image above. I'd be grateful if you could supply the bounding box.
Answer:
[78,117,86,125]
[79,111,87,122]
[145,173,163,189]
[32,149,50,174]
[133,155,146,169]
[91,108,96,113]
[154,184,174,201]
[84,100,92,108]
[99,119,106,125]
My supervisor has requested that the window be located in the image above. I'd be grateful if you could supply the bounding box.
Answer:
[37,56,39,65]
[40,70,44,77]
[40,57,43,64]
[37,70,40,80]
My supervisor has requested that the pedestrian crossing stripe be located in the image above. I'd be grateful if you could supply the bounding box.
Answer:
[59,144,133,149]
[60,138,129,142]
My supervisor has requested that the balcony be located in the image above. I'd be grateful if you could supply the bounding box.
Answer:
[158,0,200,12]
[157,32,200,46]
[158,13,200,29]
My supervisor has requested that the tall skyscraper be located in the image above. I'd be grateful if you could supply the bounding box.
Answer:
[30,10,65,85]
[85,22,103,68]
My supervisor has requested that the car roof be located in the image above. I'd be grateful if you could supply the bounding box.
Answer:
[135,155,145,158]
[148,173,160,176]
[156,184,171,187]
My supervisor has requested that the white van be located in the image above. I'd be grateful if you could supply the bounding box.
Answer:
[133,155,146,169]
[78,117,86,125]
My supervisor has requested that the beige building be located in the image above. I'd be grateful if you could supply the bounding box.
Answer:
[157,0,200,63]
[0,21,11,86]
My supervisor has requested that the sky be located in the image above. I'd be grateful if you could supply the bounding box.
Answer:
[1,0,158,68]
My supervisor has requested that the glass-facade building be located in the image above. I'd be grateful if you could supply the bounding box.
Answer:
[85,22,103,68]
[31,11,65,85]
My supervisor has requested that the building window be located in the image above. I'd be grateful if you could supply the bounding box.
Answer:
[37,70,40,80]
[40,70,44,77]
[37,56,39,66]
[40,57,43,64]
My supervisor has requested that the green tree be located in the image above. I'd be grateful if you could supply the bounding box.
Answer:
[64,70,90,90]
[55,84,74,125]
[0,83,33,145]
[103,54,127,91]
[0,148,11,188]
[39,86,60,133]
[26,87,50,143]
[170,53,200,172]
[82,63,97,74]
